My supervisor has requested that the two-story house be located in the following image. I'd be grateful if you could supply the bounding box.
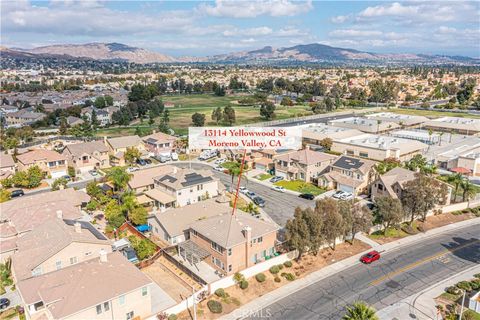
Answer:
[185,212,279,276]
[318,156,376,195]
[16,149,67,178]
[0,152,16,180]
[145,168,221,209]
[17,251,153,320]
[62,140,110,174]
[106,135,146,166]
[274,148,336,183]
[11,218,112,281]
[142,131,177,156]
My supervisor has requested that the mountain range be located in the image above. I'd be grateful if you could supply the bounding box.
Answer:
[2,42,478,65]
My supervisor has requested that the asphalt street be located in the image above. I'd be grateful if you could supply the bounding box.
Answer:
[246,224,480,320]
[174,162,314,226]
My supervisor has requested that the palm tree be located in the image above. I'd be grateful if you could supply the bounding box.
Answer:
[106,167,131,193]
[343,301,379,320]
[447,173,464,202]
[460,180,476,202]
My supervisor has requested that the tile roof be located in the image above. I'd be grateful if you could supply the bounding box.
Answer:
[331,156,376,174]
[142,132,177,144]
[63,140,108,157]
[190,212,278,248]
[12,219,110,281]
[155,168,216,190]
[107,135,142,150]
[128,165,174,190]
[16,149,66,165]
[275,149,336,166]
[0,153,15,168]
[17,252,152,319]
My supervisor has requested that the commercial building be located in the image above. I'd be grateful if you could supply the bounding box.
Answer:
[422,117,480,135]
[364,112,428,127]
[328,117,400,134]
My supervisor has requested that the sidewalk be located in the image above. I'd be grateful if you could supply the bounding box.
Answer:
[377,264,480,320]
[220,217,480,320]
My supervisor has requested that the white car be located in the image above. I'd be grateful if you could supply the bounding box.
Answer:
[271,186,286,193]
[214,158,227,165]
[127,167,139,173]
[171,152,178,161]
[332,190,347,199]
[214,166,224,171]
[239,186,249,194]
[340,192,354,201]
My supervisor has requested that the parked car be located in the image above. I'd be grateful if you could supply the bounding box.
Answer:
[89,170,99,176]
[0,298,10,310]
[271,186,286,193]
[340,192,354,201]
[214,158,226,165]
[144,158,152,164]
[246,191,257,199]
[360,250,381,264]
[62,175,71,181]
[269,176,284,183]
[239,186,249,194]
[10,189,24,198]
[122,247,139,263]
[299,193,315,200]
[253,196,266,207]
[136,159,147,166]
[127,167,139,173]
[171,152,179,161]
[332,190,345,199]
[214,166,224,171]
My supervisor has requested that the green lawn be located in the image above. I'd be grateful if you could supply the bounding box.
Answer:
[255,173,273,181]
[464,310,480,320]
[369,227,409,240]
[439,292,461,302]
[274,180,326,195]
[389,108,480,119]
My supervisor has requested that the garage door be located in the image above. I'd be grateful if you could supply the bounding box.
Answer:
[338,184,354,193]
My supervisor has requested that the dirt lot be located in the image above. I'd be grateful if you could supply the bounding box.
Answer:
[177,240,370,320]
[142,259,194,303]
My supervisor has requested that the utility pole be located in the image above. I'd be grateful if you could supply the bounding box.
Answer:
[192,286,197,320]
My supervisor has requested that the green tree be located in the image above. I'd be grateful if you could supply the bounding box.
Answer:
[260,101,276,120]
[375,196,404,233]
[104,95,114,106]
[2,137,19,150]
[319,138,333,151]
[124,147,141,165]
[223,106,236,125]
[51,177,68,191]
[375,158,401,175]
[339,202,373,243]
[0,189,11,203]
[285,207,311,261]
[104,200,125,228]
[26,165,44,188]
[162,109,170,124]
[303,207,324,255]
[343,301,379,320]
[94,96,106,108]
[211,107,223,124]
[460,180,476,202]
[86,181,102,199]
[317,198,344,250]
[191,112,206,127]
[402,174,449,223]
[447,173,464,202]
[129,206,148,225]
[106,167,131,192]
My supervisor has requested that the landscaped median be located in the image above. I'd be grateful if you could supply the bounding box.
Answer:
[273,179,326,196]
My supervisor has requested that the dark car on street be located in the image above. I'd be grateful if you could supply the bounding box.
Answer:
[360,250,381,264]
[253,196,266,207]
[299,193,315,200]
[10,189,24,198]
[0,298,10,310]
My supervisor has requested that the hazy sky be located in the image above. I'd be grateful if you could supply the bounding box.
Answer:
[2,1,479,57]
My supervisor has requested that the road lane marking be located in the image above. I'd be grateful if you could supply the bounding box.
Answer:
[370,239,479,286]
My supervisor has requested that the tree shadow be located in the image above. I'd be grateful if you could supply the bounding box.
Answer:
[441,237,480,264]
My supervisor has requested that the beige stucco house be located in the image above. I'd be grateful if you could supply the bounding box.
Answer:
[62,140,110,173]
[16,149,68,178]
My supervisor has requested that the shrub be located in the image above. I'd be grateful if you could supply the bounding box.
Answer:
[255,273,266,283]
[233,272,245,284]
[282,273,295,281]
[274,276,281,283]
[239,280,249,290]
[456,281,472,292]
[284,261,293,268]
[207,300,222,314]
[269,265,280,274]
[278,264,284,270]
[446,286,461,295]
[214,288,227,298]
[470,280,480,290]
[167,315,177,320]
[474,273,480,279]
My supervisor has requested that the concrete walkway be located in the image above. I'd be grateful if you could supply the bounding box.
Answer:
[220,217,480,320]
[377,264,480,320]
[355,232,381,248]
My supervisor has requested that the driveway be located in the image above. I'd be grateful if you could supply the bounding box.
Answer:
[0,287,21,309]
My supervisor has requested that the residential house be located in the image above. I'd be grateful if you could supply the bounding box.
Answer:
[65,115,84,127]
[0,152,16,180]
[62,140,110,174]
[17,252,153,320]
[371,167,452,204]
[332,134,427,161]
[81,106,119,127]
[11,218,111,281]
[142,131,177,156]
[318,156,376,195]
[145,168,222,209]
[274,148,336,183]
[16,149,67,178]
[4,109,46,128]
[128,165,175,207]
[185,212,279,275]
[147,198,230,245]
[0,189,90,262]
[106,135,146,166]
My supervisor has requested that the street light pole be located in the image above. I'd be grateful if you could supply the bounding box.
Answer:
[459,289,466,320]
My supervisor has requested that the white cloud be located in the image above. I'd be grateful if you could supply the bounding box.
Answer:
[198,0,313,18]
[330,15,350,24]
[329,29,383,38]
[223,26,273,37]
[277,26,308,37]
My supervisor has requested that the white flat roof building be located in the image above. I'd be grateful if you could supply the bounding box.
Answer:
[364,112,428,127]
[332,133,427,161]
[390,130,440,145]
[423,117,480,135]
[328,117,400,133]
[300,123,363,144]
